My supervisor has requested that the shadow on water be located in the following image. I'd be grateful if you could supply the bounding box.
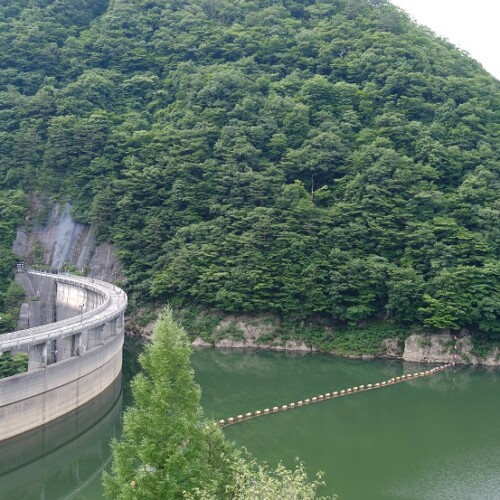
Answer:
[0,378,122,499]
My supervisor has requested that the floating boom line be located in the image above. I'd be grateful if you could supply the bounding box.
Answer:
[217,363,455,429]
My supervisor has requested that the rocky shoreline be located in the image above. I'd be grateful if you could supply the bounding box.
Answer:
[192,333,500,366]
[403,333,500,366]
[131,314,500,367]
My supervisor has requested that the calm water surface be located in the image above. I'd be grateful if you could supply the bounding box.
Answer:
[192,349,500,500]
[1,344,499,499]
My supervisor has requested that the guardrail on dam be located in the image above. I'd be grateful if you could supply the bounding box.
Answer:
[0,271,127,441]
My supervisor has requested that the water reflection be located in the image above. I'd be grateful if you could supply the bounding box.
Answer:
[0,377,122,500]
[0,336,144,499]
[3,343,499,499]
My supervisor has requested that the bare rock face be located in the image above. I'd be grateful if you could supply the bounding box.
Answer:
[192,337,212,348]
[383,338,403,358]
[484,349,500,366]
[215,314,275,346]
[214,338,247,348]
[403,334,500,366]
[207,315,315,351]
[265,340,312,352]
[13,202,123,283]
[86,242,123,282]
[14,202,93,269]
[403,334,457,363]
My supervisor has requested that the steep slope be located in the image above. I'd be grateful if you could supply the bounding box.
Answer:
[0,0,498,338]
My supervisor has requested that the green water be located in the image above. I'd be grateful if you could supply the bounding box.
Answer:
[0,337,143,500]
[192,349,500,500]
[1,346,499,499]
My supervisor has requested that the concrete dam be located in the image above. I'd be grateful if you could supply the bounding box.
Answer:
[0,271,127,442]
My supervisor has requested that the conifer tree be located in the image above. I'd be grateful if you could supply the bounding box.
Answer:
[103,307,331,498]
[103,307,234,498]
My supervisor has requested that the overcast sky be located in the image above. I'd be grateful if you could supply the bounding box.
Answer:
[390,0,500,80]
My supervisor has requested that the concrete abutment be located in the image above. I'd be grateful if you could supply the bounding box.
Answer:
[0,271,127,442]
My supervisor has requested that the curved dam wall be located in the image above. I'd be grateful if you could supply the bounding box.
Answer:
[55,279,105,321]
[15,271,105,329]
[0,272,127,442]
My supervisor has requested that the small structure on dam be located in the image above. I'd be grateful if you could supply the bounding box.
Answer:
[0,270,127,441]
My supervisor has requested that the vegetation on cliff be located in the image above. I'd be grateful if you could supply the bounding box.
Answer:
[0,0,498,339]
[0,352,28,379]
[0,190,26,331]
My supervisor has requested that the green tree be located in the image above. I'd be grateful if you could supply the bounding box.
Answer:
[0,352,28,379]
[103,307,234,498]
[1,0,499,339]
[104,308,331,498]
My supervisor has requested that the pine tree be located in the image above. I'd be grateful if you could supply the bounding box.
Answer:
[103,307,234,499]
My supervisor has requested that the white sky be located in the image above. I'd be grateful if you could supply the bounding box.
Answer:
[390,0,500,80]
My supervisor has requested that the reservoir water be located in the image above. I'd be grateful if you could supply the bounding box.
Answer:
[1,345,499,499]
[192,349,500,500]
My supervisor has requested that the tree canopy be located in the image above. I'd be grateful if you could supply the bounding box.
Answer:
[0,0,498,335]
[0,190,26,330]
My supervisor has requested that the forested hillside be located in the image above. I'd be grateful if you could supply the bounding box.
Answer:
[0,190,26,332]
[0,0,498,338]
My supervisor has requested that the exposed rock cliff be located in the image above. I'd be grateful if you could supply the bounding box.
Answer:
[13,202,123,283]
[132,311,499,366]
[403,334,500,366]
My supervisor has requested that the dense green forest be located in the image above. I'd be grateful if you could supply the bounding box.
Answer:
[0,190,26,332]
[0,0,498,338]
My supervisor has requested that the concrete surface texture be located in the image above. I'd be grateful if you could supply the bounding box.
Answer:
[0,271,127,442]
